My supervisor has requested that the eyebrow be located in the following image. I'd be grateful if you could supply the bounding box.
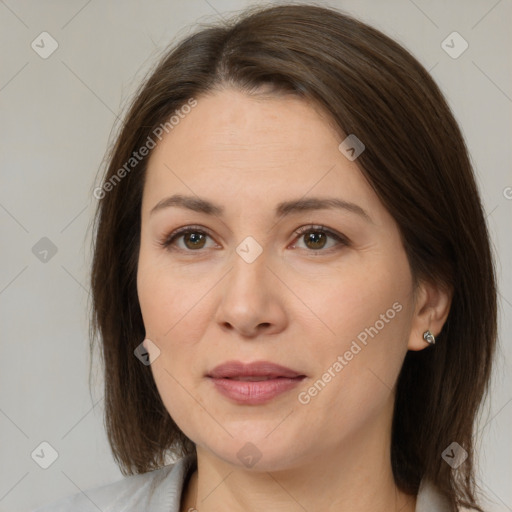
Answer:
[150,194,373,223]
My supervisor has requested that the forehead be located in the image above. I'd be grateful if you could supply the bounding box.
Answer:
[142,88,381,222]
[156,89,341,159]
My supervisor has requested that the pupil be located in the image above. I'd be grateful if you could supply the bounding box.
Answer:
[186,233,204,248]
[306,232,325,249]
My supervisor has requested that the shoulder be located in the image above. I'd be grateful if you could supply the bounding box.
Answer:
[32,455,196,512]
[415,478,452,512]
[415,479,479,511]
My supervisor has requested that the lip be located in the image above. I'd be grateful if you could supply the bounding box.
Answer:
[207,360,306,405]
[208,360,304,379]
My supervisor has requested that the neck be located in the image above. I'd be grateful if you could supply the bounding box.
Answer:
[180,397,416,512]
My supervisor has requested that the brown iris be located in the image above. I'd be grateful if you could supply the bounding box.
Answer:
[303,231,327,250]
[183,232,207,250]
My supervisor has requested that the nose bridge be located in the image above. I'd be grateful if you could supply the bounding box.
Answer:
[228,234,270,300]
[235,233,266,266]
[213,234,284,335]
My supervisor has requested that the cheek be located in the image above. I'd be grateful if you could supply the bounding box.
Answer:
[298,256,413,408]
[299,252,412,347]
[137,251,206,340]
[137,265,207,439]
[336,262,412,375]
[136,251,214,392]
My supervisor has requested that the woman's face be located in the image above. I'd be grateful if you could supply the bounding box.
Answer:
[137,88,420,470]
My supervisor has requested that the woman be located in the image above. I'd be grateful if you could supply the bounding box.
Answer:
[35,3,497,512]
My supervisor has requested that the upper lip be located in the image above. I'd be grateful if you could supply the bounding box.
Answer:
[207,360,305,379]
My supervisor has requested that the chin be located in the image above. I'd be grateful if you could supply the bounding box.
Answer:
[196,428,313,472]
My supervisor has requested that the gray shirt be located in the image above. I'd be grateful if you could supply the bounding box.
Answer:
[33,454,451,511]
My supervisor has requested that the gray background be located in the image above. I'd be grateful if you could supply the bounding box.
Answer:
[0,0,510,511]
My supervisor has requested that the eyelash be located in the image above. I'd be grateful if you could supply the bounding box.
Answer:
[158,224,349,254]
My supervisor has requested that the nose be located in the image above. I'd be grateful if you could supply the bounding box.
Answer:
[214,246,288,339]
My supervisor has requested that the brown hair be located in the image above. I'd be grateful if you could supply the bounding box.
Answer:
[89,4,497,511]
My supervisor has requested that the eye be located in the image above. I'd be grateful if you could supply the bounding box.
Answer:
[159,224,349,254]
[159,225,217,252]
[291,225,349,252]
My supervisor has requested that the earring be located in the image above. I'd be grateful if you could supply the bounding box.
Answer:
[423,330,436,345]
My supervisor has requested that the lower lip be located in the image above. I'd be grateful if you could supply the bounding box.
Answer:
[209,377,305,405]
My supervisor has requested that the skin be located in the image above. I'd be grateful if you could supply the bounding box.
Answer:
[136,88,452,512]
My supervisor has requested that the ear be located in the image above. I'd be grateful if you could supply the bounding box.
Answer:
[407,279,453,351]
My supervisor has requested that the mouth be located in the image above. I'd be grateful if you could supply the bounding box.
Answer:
[207,360,305,379]
[225,376,285,381]
[206,360,306,405]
